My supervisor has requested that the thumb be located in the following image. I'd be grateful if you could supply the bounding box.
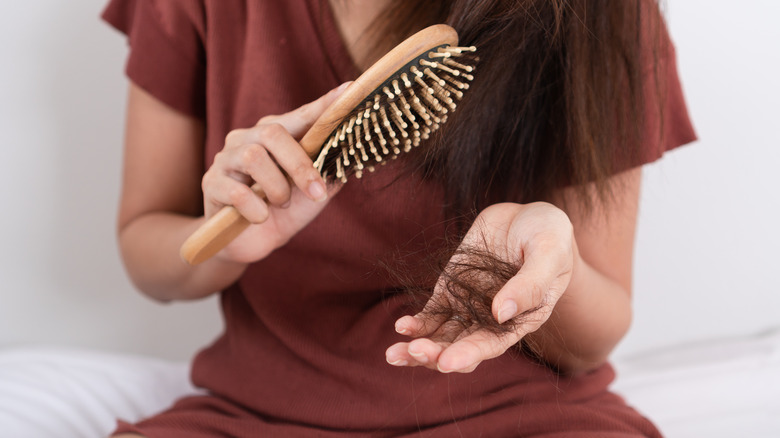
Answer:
[491,258,557,325]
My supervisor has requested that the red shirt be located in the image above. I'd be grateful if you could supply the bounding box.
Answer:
[103,1,695,436]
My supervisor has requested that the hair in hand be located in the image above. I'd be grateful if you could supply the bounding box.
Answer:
[386,226,539,337]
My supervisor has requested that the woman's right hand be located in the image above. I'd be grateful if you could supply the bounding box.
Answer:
[202,83,350,264]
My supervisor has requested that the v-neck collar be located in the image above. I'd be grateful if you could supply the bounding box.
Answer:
[305,0,361,85]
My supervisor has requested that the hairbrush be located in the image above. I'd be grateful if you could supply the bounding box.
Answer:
[180,24,477,265]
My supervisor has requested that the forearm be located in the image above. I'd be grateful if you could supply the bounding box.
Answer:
[119,212,248,301]
[522,168,640,374]
[524,253,632,374]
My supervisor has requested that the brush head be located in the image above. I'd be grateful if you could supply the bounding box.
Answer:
[312,43,478,183]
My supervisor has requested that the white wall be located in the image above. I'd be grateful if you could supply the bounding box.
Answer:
[0,1,222,361]
[0,1,777,362]
[619,0,780,356]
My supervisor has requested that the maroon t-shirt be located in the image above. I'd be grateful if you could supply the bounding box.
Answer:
[103,1,696,436]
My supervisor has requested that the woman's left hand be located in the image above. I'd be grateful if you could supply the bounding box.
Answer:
[385,202,580,373]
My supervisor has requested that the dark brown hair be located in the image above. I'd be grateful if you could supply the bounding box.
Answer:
[386,230,534,336]
[368,0,663,227]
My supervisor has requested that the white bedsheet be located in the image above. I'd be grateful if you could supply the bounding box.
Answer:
[1,331,778,437]
[0,348,196,437]
[611,329,780,438]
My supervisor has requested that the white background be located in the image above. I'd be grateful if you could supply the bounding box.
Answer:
[0,1,778,362]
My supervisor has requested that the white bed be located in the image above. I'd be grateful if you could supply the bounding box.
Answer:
[1,330,778,438]
[611,329,780,437]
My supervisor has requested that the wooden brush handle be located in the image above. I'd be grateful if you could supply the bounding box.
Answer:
[180,24,458,265]
[178,186,258,266]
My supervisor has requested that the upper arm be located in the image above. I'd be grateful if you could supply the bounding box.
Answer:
[117,82,205,232]
[554,167,642,294]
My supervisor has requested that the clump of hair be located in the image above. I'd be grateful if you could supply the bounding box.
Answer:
[383,228,535,336]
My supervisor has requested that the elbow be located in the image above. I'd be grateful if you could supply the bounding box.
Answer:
[116,225,176,303]
[118,252,175,304]
[538,303,634,376]
[553,345,619,376]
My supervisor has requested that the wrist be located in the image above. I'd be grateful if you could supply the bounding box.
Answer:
[563,235,585,301]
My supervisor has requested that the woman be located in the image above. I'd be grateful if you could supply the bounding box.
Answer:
[104,0,695,436]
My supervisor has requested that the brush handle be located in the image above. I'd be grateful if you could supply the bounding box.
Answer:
[180,24,458,265]
[178,186,256,265]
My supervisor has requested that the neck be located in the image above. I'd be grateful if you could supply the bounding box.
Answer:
[327,0,392,70]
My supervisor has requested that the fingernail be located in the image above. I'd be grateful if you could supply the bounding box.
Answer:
[388,358,407,366]
[497,300,518,324]
[395,320,409,335]
[437,363,454,374]
[408,349,428,364]
[438,356,474,374]
[308,181,327,201]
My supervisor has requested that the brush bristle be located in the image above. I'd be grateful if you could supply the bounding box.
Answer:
[313,44,478,183]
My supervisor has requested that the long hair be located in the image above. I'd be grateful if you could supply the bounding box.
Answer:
[366,0,662,229]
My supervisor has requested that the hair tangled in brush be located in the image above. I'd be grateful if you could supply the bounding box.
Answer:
[364,0,666,231]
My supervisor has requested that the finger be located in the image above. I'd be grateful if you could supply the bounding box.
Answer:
[224,126,328,203]
[259,82,352,137]
[395,312,449,338]
[386,342,430,368]
[407,338,447,368]
[385,342,411,366]
[243,123,328,203]
[436,329,523,373]
[408,339,447,370]
[205,175,269,224]
[222,143,292,207]
[386,339,446,370]
[223,128,250,150]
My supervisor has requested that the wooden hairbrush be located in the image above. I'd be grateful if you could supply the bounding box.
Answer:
[180,24,477,265]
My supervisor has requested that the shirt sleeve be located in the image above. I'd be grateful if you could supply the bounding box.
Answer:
[627,4,697,170]
[102,0,207,118]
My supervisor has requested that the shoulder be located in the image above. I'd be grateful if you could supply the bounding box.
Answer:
[102,0,211,118]
[102,0,206,43]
